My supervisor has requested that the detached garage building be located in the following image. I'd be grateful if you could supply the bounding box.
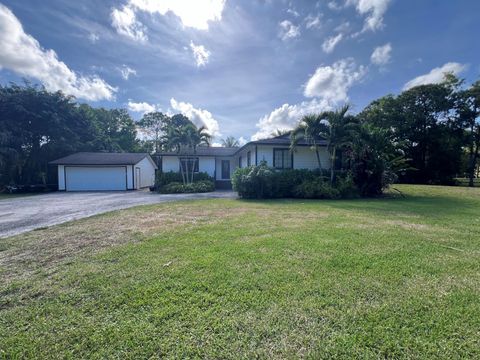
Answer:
[50,152,157,191]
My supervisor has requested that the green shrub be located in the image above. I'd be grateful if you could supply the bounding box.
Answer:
[156,171,213,189]
[160,180,215,194]
[231,162,276,199]
[293,179,341,199]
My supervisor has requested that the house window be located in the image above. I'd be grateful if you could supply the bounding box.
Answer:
[273,148,292,169]
[179,157,199,173]
[247,151,251,166]
[239,156,242,168]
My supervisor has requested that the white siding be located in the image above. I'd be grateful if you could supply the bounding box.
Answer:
[134,157,156,188]
[236,145,256,168]
[293,146,330,170]
[162,156,179,172]
[162,156,215,177]
[199,157,215,177]
[58,165,65,190]
[254,145,330,170]
[126,165,134,189]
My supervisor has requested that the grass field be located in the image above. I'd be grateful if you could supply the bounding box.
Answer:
[0,185,479,358]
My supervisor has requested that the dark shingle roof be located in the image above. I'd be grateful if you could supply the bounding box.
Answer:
[249,133,327,146]
[49,152,151,165]
[158,147,239,157]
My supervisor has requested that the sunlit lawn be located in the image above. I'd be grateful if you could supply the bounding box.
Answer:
[0,185,479,358]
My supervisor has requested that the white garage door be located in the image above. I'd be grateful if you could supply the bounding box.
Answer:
[65,166,127,191]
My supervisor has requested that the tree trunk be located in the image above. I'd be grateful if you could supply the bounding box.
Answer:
[468,123,476,187]
[330,146,336,185]
[315,147,322,172]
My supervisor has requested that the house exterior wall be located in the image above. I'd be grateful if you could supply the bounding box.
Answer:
[58,165,65,190]
[126,165,134,189]
[293,146,330,170]
[236,145,256,168]
[240,145,329,170]
[161,156,215,177]
[134,157,156,188]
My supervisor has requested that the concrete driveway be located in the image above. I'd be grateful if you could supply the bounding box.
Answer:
[0,190,236,238]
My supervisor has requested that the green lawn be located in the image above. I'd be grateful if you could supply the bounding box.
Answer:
[1,185,479,358]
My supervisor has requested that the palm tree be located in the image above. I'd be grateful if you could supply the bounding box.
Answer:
[163,123,211,184]
[291,105,357,184]
[290,113,327,171]
[221,136,239,147]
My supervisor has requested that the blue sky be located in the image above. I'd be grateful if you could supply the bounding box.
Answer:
[0,0,479,143]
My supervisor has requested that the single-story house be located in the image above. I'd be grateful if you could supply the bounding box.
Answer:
[50,152,157,191]
[158,133,329,189]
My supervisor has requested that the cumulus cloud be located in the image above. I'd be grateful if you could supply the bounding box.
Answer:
[0,4,116,101]
[305,14,321,29]
[371,43,392,66]
[111,5,147,42]
[347,0,391,32]
[119,65,137,80]
[189,41,210,67]
[170,98,221,137]
[403,62,467,90]
[322,33,343,53]
[111,0,225,38]
[279,20,300,41]
[127,101,156,113]
[252,99,333,141]
[303,58,366,102]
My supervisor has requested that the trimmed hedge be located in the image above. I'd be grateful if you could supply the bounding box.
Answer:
[232,162,358,199]
[159,180,215,194]
[156,171,213,188]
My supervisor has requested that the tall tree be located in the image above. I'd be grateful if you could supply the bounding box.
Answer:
[137,111,168,154]
[456,80,480,186]
[290,114,326,171]
[221,136,240,147]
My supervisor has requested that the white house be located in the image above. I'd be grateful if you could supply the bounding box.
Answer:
[50,152,157,191]
[158,133,329,189]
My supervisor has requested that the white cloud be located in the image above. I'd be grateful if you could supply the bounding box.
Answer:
[119,65,137,80]
[279,20,300,41]
[127,0,225,30]
[238,136,247,146]
[328,1,343,11]
[304,58,366,102]
[189,41,210,67]
[111,5,147,42]
[170,98,221,137]
[252,99,333,141]
[305,14,321,29]
[322,33,343,53]
[403,62,467,90]
[88,33,99,43]
[0,4,116,101]
[287,8,300,17]
[347,0,391,32]
[127,101,156,113]
[371,43,392,66]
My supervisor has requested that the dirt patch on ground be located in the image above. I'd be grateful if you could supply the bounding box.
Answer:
[0,202,250,284]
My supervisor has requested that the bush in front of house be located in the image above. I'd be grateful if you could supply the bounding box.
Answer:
[232,162,361,199]
[159,180,215,194]
[155,171,214,191]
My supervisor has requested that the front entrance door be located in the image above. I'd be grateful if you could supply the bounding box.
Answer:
[221,160,230,179]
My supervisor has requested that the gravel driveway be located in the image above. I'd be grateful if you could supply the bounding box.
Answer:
[0,190,236,238]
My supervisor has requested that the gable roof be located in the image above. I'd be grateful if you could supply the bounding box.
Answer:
[49,152,156,167]
[157,146,239,157]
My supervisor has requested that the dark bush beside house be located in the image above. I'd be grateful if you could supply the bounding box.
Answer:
[232,162,383,200]
[155,171,215,193]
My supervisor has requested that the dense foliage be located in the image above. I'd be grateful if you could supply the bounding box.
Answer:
[159,180,215,194]
[0,83,143,188]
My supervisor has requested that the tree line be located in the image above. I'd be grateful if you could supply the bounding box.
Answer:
[1,74,479,189]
